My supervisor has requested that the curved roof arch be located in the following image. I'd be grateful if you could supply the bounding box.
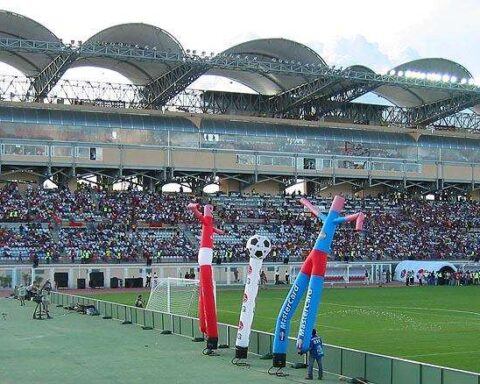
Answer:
[375,58,473,108]
[0,10,62,76]
[206,38,327,95]
[70,23,185,85]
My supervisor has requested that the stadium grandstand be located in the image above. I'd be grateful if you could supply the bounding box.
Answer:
[0,9,480,268]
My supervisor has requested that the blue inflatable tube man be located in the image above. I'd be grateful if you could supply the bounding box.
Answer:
[272,196,365,368]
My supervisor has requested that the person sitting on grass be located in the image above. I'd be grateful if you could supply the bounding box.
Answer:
[135,295,144,308]
[305,329,324,380]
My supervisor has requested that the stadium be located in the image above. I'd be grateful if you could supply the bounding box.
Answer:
[0,6,479,384]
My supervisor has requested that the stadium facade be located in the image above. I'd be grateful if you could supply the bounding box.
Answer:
[1,10,480,197]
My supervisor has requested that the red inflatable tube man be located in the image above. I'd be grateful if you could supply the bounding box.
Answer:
[188,203,224,351]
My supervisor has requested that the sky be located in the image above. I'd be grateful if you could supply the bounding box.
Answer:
[0,0,479,88]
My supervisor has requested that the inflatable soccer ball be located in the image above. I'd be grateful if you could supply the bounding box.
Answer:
[246,235,272,260]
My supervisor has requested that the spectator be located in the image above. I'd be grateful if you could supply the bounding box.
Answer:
[305,329,324,380]
[134,295,144,308]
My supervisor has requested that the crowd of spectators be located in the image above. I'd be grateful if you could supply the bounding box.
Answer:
[1,182,480,265]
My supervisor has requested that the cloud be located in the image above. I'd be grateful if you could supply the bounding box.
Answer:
[312,35,420,73]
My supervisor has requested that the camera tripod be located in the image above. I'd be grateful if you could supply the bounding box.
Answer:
[32,295,52,320]
[33,300,49,320]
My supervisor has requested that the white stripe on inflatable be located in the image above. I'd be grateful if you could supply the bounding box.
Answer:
[198,247,213,266]
[236,257,263,348]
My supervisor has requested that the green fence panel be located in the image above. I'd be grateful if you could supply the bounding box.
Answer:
[228,325,237,348]
[117,304,124,320]
[192,318,203,338]
[218,323,229,346]
[258,332,272,356]
[118,306,127,322]
[163,313,172,331]
[137,309,145,327]
[443,369,479,384]
[392,359,420,384]
[323,345,342,375]
[287,338,304,364]
[250,330,259,355]
[180,316,193,337]
[143,310,154,329]
[153,312,162,330]
[366,354,392,384]
[342,349,366,379]
[104,302,113,318]
[421,365,442,384]
[172,314,181,334]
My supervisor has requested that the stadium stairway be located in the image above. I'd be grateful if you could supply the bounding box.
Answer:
[179,224,199,251]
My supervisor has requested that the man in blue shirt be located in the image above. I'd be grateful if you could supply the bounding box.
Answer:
[306,329,324,380]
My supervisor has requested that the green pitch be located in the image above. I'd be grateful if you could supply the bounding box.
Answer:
[85,285,480,373]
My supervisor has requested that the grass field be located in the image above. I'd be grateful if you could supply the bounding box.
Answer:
[85,285,480,373]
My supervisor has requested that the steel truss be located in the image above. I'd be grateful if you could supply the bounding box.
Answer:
[1,37,480,96]
[0,38,480,111]
[141,64,206,108]
[1,74,480,131]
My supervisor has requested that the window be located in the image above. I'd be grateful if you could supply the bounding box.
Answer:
[237,154,256,165]
[52,146,73,157]
[3,144,46,156]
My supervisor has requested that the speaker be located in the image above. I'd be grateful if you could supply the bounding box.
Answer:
[77,278,86,289]
[54,272,68,288]
[89,272,104,288]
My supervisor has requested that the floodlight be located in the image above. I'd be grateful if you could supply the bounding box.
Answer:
[450,76,457,83]
[468,79,475,85]
[389,70,396,76]
[460,78,468,84]
[442,74,450,82]
[397,70,404,77]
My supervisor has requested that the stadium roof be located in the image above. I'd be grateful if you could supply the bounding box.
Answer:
[207,38,327,95]
[375,58,474,108]
[0,10,62,76]
[0,10,479,124]
[70,23,185,85]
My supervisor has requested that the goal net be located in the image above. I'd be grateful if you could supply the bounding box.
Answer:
[146,277,200,317]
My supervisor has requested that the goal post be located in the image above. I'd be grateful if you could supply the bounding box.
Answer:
[146,277,202,317]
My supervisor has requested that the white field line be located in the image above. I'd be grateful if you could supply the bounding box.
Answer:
[403,350,480,358]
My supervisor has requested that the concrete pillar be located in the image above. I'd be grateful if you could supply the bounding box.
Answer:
[226,266,231,286]
[31,268,36,284]
[68,268,74,288]
[12,267,17,287]
[87,268,91,288]
[105,267,111,288]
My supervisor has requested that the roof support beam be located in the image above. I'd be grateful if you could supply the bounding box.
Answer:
[140,64,206,107]
[409,93,480,126]
[269,77,339,113]
[30,53,77,101]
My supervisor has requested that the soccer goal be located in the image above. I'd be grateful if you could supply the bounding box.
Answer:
[146,277,200,317]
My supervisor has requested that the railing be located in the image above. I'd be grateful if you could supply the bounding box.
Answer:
[50,292,479,384]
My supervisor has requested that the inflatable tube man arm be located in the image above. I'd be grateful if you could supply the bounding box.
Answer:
[188,203,206,224]
[300,197,365,230]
